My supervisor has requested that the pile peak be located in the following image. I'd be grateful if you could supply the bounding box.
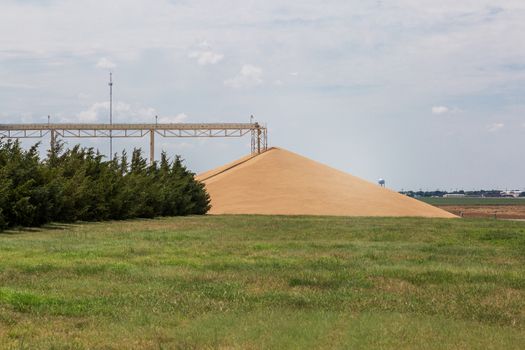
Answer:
[196,147,456,218]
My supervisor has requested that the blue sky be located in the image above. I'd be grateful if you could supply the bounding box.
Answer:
[1,0,524,190]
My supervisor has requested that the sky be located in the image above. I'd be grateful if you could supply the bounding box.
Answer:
[0,0,524,190]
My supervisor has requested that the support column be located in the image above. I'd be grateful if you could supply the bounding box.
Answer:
[263,128,268,151]
[149,129,155,165]
[257,127,261,154]
[254,122,261,154]
[50,129,56,150]
[251,129,255,154]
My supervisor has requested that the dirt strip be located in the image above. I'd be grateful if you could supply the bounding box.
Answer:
[438,206,525,219]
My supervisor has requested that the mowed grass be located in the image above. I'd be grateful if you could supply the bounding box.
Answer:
[0,216,524,349]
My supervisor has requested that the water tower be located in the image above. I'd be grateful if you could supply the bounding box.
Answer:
[378,178,385,187]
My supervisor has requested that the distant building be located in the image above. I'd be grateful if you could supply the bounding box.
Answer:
[443,194,466,198]
[500,190,523,198]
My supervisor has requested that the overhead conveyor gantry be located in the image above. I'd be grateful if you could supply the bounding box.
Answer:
[0,122,268,164]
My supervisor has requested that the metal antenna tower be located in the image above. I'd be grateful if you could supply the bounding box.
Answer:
[108,72,113,158]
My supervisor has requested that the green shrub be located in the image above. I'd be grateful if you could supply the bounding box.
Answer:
[0,139,210,230]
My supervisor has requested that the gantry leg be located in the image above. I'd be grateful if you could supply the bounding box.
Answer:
[50,129,56,150]
[257,127,261,154]
[150,129,155,165]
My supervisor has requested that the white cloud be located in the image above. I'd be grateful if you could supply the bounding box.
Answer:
[55,100,187,124]
[70,101,156,123]
[432,106,450,115]
[487,122,504,132]
[75,102,108,122]
[19,113,36,123]
[198,40,211,49]
[158,113,188,123]
[224,64,263,88]
[188,51,224,65]
[0,81,35,89]
[96,57,116,69]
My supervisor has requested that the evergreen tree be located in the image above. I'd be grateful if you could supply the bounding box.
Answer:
[0,140,210,231]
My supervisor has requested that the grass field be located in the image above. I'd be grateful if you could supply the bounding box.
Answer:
[419,197,525,206]
[1,216,525,349]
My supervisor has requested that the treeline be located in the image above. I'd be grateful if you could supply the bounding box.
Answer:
[400,190,525,198]
[0,139,210,231]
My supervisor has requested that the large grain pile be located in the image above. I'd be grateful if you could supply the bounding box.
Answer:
[196,147,456,218]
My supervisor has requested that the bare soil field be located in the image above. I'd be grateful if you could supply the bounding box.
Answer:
[438,205,525,219]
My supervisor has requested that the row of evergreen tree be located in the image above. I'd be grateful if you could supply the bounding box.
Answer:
[0,139,210,231]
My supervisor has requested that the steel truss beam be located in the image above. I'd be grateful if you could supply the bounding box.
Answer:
[0,122,268,163]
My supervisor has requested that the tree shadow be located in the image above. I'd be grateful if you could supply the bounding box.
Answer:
[0,222,75,235]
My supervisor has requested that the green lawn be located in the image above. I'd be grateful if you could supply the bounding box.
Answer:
[419,197,525,206]
[0,216,524,349]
